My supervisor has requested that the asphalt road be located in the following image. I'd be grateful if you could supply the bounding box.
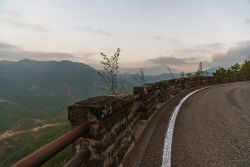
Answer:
[124,82,250,167]
[172,82,250,167]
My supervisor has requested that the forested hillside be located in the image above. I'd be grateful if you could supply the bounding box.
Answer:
[0,59,105,131]
[0,59,175,166]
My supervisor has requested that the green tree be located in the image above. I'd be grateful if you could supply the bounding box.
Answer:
[194,70,203,77]
[213,67,227,77]
[186,72,194,78]
[229,63,241,76]
[179,72,186,78]
[240,60,250,79]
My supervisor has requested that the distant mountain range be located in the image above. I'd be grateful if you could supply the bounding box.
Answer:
[0,59,216,132]
[0,59,178,132]
[0,59,103,131]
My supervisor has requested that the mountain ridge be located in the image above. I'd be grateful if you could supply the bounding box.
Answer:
[0,59,216,132]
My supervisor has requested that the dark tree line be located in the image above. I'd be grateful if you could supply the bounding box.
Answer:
[213,60,250,79]
[179,70,208,78]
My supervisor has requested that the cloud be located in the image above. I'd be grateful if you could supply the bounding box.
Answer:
[210,41,250,67]
[149,56,197,66]
[245,19,250,24]
[154,35,165,41]
[204,43,224,49]
[179,43,224,54]
[1,10,49,33]
[75,26,111,36]
[0,42,74,61]
[147,42,227,72]
[0,42,18,50]
[168,42,249,69]
[148,41,250,71]
[153,35,180,45]
[2,10,20,18]
[9,21,50,33]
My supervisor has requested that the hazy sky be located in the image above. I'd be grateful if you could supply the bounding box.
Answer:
[0,0,250,73]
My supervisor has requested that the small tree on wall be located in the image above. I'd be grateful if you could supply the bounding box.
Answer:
[129,68,146,85]
[98,48,121,94]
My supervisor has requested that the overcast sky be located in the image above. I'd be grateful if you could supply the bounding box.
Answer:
[0,0,250,73]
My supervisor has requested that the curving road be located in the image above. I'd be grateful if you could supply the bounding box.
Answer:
[124,82,250,167]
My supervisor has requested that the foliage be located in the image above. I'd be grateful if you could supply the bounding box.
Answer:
[0,120,71,167]
[0,60,105,166]
[213,67,227,77]
[0,59,106,131]
[213,61,250,78]
[98,48,125,94]
[129,68,146,85]
[230,63,241,76]
[179,70,209,78]
[179,72,186,78]
[194,70,204,77]
[240,60,250,79]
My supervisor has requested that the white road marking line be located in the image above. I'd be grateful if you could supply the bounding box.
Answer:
[161,81,250,167]
[161,87,209,167]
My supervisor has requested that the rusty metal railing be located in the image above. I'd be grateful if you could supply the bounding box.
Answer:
[11,125,89,167]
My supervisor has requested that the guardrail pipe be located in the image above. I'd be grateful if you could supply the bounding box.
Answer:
[11,125,88,167]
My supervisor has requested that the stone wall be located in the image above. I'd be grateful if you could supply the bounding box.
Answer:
[67,76,245,167]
